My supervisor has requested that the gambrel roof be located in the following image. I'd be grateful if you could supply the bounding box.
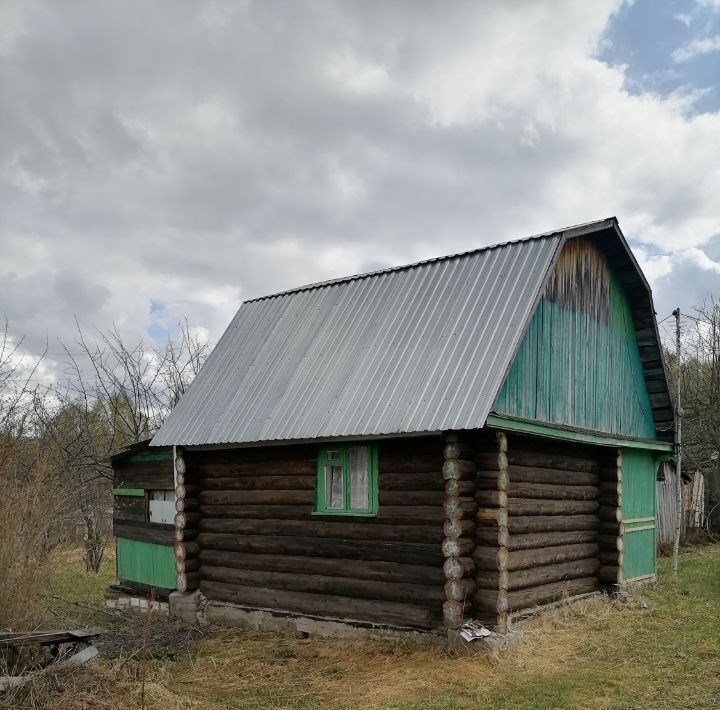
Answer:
[152,218,673,447]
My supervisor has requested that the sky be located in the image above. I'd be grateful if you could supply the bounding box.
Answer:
[1,0,719,384]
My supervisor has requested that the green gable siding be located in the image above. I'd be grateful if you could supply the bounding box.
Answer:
[493,264,655,439]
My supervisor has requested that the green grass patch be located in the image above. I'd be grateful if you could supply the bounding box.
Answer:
[50,545,116,604]
[40,544,117,627]
[398,546,720,710]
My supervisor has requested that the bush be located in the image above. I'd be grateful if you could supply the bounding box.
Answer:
[0,437,61,630]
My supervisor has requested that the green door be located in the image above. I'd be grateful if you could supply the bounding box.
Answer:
[621,449,657,582]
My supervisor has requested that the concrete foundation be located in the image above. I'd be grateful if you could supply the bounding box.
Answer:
[177,599,443,643]
[168,590,205,624]
[164,594,528,649]
[205,602,445,643]
[104,596,169,615]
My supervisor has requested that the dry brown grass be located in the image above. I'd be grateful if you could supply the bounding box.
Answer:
[63,595,622,710]
[4,546,720,709]
[2,596,617,710]
[0,439,62,630]
[1,655,192,710]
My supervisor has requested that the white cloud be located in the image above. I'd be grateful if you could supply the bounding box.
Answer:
[651,247,720,323]
[327,50,393,95]
[0,0,718,374]
[673,34,720,62]
[633,247,673,285]
[674,13,693,27]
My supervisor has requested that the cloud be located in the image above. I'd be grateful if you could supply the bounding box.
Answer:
[696,0,720,11]
[651,248,720,328]
[0,0,718,378]
[674,13,693,27]
[672,34,720,62]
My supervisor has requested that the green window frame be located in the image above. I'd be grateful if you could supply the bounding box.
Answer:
[314,444,378,516]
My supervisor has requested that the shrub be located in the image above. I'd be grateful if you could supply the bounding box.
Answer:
[0,437,61,630]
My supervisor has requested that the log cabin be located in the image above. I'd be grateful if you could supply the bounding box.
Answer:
[150,217,674,636]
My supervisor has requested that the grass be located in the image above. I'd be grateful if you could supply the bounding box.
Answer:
[9,544,720,709]
[39,545,117,627]
[51,546,117,605]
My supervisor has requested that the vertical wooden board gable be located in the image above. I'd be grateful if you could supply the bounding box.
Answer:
[493,239,656,440]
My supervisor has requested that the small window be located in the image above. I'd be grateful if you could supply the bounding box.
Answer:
[315,444,378,515]
[149,490,176,524]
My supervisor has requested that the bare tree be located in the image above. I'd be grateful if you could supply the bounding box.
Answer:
[157,318,212,409]
[0,315,46,437]
[668,297,720,530]
[36,320,211,571]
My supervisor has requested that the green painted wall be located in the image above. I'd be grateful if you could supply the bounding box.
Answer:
[116,537,176,589]
[493,271,656,439]
[621,448,657,581]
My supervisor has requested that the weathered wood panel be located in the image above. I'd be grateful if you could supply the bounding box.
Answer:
[197,533,443,565]
[493,246,658,440]
[201,475,316,491]
[507,576,598,609]
[113,521,174,546]
[199,550,445,585]
[113,495,146,523]
[113,465,174,490]
[200,566,444,606]
[199,518,443,544]
[201,581,441,629]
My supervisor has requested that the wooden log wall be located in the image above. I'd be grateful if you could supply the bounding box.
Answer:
[441,433,478,630]
[471,431,510,631]
[598,449,623,586]
[474,432,610,617]
[174,448,201,592]
[193,438,447,630]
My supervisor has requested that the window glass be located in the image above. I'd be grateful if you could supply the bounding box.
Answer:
[348,446,369,509]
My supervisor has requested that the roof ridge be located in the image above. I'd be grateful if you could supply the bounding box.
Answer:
[242,217,616,304]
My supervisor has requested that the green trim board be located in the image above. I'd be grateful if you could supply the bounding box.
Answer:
[485,415,673,452]
[493,247,657,439]
[314,444,378,516]
[115,537,176,589]
[112,488,145,497]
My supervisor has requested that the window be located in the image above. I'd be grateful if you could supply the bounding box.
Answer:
[148,490,176,524]
[315,444,378,515]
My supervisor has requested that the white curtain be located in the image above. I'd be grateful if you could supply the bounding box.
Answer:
[348,446,369,509]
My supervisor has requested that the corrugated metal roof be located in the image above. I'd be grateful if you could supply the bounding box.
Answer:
[152,220,618,447]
